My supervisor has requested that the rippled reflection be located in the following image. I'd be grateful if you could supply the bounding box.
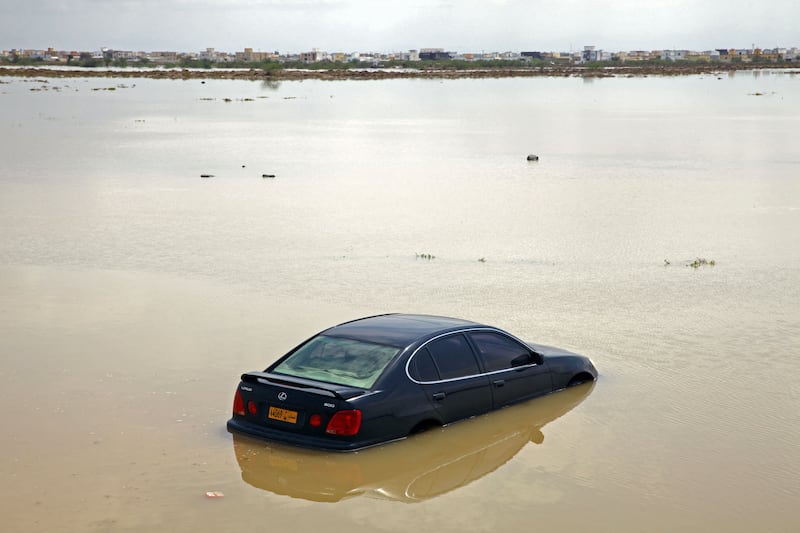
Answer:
[232,383,593,502]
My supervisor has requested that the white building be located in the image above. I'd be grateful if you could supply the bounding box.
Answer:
[662,50,688,61]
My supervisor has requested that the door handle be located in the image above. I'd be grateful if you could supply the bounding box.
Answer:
[432,392,446,401]
[493,380,506,388]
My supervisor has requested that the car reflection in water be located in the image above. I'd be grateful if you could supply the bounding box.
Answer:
[231,382,594,503]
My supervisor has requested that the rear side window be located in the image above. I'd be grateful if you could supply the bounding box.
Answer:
[426,334,480,380]
[409,347,440,382]
[469,331,531,372]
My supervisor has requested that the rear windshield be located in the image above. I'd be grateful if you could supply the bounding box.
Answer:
[272,335,400,389]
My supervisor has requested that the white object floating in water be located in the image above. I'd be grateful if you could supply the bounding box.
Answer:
[205,491,224,498]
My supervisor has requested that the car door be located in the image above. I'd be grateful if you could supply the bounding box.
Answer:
[466,330,553,409]
[417,333,492,424]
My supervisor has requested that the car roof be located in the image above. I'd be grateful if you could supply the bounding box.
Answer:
[322,313,485,348]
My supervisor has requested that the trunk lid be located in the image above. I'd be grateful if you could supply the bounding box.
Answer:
[234,371,367,436]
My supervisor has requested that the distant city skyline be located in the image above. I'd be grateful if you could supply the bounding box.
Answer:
[4,44,798,61]
[2,0,798,54]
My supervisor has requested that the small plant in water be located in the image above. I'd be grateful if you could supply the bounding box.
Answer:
[663,257,716,268]
[688,258,716,268]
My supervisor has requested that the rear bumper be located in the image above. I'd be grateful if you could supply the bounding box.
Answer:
[226,417,389,452]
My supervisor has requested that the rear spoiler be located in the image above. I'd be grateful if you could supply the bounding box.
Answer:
[240,371,365,400]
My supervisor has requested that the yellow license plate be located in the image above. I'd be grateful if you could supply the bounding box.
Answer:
[268,406,298,424]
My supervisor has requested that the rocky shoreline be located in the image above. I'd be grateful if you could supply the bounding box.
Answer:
[1,63,797,81]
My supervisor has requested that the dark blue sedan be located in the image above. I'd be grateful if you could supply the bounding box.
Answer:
[227,313,597,450]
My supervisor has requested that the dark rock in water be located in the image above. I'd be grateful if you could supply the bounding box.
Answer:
[527,154,539,161]
[200,174,214,178]
[262,174,276,178]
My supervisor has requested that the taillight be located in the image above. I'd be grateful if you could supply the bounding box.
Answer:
[233,389,245,416]
[325,410,362,436]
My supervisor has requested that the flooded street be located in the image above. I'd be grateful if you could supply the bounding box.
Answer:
[1,71,799,532]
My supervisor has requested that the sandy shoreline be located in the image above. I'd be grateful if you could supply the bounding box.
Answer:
[1,63,797,81]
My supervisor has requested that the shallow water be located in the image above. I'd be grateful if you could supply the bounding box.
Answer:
[1,71,799,532]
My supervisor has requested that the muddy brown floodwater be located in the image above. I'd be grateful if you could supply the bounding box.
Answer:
[1,71,799,532]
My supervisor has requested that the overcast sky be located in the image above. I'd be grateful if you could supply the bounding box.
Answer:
[2,0,798,53]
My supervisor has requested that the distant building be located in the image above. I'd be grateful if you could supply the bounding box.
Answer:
[150,51,179,64]
[498,51,520,60]
[199,48,232,62]
[419,48,452,60]
[109,49,146,61]
[662,50,688,61]
[236,48,276,62]
[300,49,321,63]
[581,46,605,63]
[521,51,544,60]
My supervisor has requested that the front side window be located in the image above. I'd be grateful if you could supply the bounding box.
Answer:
[469,331,531,372]
[426,334,480,380]
[272,335,400,389]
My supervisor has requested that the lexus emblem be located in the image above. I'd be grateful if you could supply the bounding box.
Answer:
[277,392,287,401]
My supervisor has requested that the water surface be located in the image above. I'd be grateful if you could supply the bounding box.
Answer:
[1,71,798,532]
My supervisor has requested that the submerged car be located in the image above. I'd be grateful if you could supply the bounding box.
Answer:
[231,383,594,502]
[227,313,597,451]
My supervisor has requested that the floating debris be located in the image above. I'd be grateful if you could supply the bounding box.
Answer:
[416,253,436,260]
[200,96,259,103]
[663,257,716,268]
[200,174,214,178]
[262,174,276,178]
[526,154,539,161]
[205,491,224,499]
[478,257,486,263]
